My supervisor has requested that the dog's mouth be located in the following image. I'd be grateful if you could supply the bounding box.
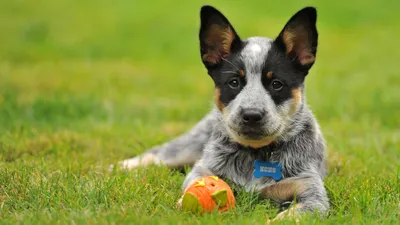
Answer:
[227,124,278,141]
[227,127,276,148]
[240,131,265,140]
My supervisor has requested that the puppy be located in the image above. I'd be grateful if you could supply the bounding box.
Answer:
[118,5,329,217]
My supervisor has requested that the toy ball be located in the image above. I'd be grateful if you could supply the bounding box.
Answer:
[182,176,235,214]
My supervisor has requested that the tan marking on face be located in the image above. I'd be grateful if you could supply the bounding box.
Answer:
[261,179,310,202]
[214,88,224,111]
[267,71,273,79]
[234,135,274,148]
[203,24,235,64]
[290,88,302,115]
[239,69,245,77]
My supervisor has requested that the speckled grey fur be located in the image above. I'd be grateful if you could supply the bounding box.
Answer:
[118,25,329,216]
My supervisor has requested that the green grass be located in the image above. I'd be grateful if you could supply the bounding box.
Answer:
[0,0,399,224]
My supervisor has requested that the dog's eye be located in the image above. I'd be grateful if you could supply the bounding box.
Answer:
[228,78,240,89]
[271,80,284,91]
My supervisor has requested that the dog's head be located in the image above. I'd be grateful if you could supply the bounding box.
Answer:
[199,6,318,148]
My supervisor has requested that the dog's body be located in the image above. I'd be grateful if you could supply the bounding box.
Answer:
[119,6,329,216]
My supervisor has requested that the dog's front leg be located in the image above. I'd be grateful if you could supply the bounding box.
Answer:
[176,164,215,209]
[112,112,216,171]
[260,172,329,221]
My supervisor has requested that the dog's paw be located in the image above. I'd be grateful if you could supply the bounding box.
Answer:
[266,204,303,224]
[109,154,161,172]
[176,196,184,209]
[108,163,116,172]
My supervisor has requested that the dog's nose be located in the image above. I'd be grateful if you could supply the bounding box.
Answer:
[241,109,264,125]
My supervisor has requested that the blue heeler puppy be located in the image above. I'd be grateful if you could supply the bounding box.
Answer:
[117,5,329,219]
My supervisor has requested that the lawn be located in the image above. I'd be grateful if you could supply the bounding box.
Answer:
[0,0,399,224]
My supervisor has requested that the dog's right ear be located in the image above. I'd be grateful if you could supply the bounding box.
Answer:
[275,7,318,72]
[199,6,242,69]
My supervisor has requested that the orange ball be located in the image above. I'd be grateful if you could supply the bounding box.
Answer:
[182,176,235,214]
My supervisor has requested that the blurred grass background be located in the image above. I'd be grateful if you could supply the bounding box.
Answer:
[0,0,399,224]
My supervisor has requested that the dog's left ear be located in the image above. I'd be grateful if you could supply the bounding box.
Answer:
[275,7,318,72]
[199,6,242,69]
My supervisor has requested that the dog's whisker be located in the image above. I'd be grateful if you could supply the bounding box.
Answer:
[221,71,238,74]
[221,58,240,71]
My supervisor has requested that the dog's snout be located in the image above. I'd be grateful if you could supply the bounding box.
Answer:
[241,108,264,125]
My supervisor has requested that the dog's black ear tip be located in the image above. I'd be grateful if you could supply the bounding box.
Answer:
[200,5,226,23]
[298,7,317,21]
[200,5,218,15]
[201,5,215,10]
[302,6,317,13]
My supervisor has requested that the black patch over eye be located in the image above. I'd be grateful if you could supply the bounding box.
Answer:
[228,78,240,89]
[271,79,284,91]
